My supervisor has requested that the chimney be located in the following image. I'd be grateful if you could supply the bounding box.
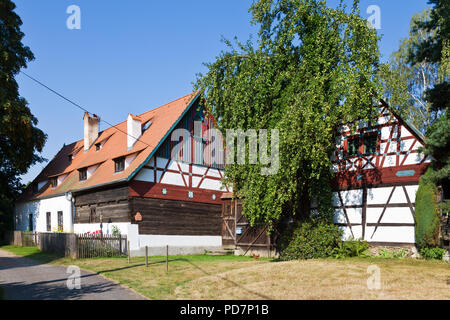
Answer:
[83,112,100,152]
[127,113,142,149]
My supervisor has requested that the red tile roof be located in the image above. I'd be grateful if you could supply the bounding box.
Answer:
[18,92,199,202]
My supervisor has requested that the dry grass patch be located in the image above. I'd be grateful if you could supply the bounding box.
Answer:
[2,246,448,300]
[57,254,267,300]
[175,258,450,300]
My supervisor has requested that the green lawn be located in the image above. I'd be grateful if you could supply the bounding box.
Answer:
[0,245,66,264]
[1,245,449,300]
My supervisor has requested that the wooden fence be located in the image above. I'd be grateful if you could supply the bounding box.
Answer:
[77,234,127,259]
[5,231,39,247]
[39,232,78,258]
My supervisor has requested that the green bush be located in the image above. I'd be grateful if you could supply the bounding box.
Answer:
[415,167,441,249]
[379,248,407,259]
[111,225,121,237]
[420,247,446,260]
[332,238,370,259]
[278,218,342,260]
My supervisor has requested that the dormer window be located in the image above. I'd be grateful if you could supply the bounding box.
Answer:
[95,143,101,151]
[142,121,152,132]
[79,168,87,181]
[50,177,58,188]
[68,154,73,164]
[114,157,125,173]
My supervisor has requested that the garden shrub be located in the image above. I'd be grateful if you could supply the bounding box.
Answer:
[420,247,446,260]
[332,237,370,259]
[111,225,121,237]
[278,218,342,260]
[379,248,407,259]
[415,167,441,249]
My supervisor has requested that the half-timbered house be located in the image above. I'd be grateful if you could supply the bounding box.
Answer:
[330,99,431,245]
[15,92,230,254]
[220,99,433,255]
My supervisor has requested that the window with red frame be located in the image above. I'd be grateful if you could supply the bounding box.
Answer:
[346,133,378,157]
[364,134,377,155]
[347,136,360,157]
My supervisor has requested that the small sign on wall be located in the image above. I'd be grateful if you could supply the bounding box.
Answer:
[236,227,243,235]
[134,212,142,222]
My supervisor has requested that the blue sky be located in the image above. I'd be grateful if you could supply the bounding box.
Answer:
[14,0,431,184]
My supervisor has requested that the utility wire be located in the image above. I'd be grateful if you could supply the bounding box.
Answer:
[20,71,152,148]
[20,71,150,146]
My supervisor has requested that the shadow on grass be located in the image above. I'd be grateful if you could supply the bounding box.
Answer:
[91,257,188,275]
[82,255,274,299]
[178,258,273,300]
[0,248,146,300]
[0,246,66,266]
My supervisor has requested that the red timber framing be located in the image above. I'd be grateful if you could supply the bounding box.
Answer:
[130,98,230,205]
[329,100,431,244]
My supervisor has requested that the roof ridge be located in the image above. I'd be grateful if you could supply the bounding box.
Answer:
[50,92,198,151]
[137,91,199,118]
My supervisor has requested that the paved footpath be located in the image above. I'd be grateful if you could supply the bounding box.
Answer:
[0,249,146,300]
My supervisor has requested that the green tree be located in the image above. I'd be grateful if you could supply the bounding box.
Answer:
[408,0,449,189]
[195,0,381,231]
[407,0,449,238]
[415,166,441,249]
[379,10,439,134]
[0,0,47,237]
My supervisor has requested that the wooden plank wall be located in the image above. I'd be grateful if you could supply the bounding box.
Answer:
[130,197,221,236]
[74,185,131,223]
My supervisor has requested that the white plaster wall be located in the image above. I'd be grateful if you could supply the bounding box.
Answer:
[365,226,415,243]
[127,115,142,149]
[125,153,137,169]
[334,208,362,224]
[339,226,363,241]
[198,178,223,191]
[135,156,228,192]
[366,207,415,224]
[74,222,131,236]
[160,171,185,186]
[14,200,39,231]
[332,189,363,207]
[334,185,418,244]
[137,235,222,248]
[87,164,99,179]
[14,195,73,233]
[134,168,155,182]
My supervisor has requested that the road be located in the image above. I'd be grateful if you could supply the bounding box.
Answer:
[0,249,146,300]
